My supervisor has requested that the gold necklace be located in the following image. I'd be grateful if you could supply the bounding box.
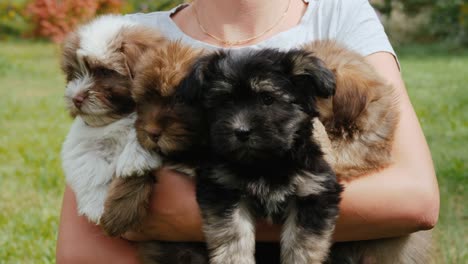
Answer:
[192,0,292,47]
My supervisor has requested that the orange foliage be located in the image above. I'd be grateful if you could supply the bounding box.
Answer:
[25,0,124,43]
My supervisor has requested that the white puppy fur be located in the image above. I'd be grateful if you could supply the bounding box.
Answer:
[77,15,138,61]
[62,113,161,223]
[115,128,161,178]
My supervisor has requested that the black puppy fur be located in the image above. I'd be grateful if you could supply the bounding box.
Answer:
[178,49,343,264]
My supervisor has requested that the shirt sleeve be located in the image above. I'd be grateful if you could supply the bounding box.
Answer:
[123,11,170,29]
[335,0,396,59]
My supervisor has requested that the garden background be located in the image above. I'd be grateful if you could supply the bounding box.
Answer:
[0,0,467,263]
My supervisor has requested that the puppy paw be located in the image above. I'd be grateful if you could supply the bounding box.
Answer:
[312,118,334,164]
[100,175,155,236]
[116,131,161,178]
[75,187,108,224]
[78,203,104,225]
[166,163,197,178]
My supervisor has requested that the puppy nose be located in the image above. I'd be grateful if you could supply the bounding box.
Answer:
[72,92,88,108]
[234,127,251,142]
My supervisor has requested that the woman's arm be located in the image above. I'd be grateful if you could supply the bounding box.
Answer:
[56,186,140,264]
[332,52,439,241]
[123,52,439,242]
[55,171,206,263]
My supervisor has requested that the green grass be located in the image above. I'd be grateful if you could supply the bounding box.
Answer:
[0,41,466,263]
[0,41,69,263]
[397,44,468,263]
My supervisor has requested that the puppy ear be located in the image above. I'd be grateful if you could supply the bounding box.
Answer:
[61,32,81,82]
[118,27,167,79]
[176,51,225,105]
[287,50,336,99]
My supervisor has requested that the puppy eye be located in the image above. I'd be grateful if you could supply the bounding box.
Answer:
[158,116,171,127]
[261,94,274,105]
[94,67,115,77]
[174,94,183,103]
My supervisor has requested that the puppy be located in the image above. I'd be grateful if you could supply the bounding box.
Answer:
[304,40,400,181]
[132,41,206,160]
[304,40,432,264]
[179,49,343,264]
[101,41,209,264]
[61,15,165,224]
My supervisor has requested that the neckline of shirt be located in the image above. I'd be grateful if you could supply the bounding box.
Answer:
[163,1,318,50]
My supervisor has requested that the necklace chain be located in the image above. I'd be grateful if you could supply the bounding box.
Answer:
[192,0,292,47]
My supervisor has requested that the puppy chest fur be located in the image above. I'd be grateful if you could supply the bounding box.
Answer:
[207,163,335,224]
[61,115,136,222]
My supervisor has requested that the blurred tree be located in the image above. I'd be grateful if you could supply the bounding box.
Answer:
[371,0,467,45]
[25,0,125,42]
[372,0,432,15]
[430,1,467,44]
[125,0,185,13]
[0,1,29,39]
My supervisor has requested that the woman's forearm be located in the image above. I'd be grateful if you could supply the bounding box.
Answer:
[57,159,438,263]
[123,163,438,243]
[257,165,437,242]
[333,165,437,242]
[56,186,140,264]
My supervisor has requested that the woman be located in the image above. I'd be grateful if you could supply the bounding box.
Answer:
[56,0,439,263]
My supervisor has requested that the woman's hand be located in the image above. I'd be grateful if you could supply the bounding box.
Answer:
[121,167,283,242]
[121,167,204,241]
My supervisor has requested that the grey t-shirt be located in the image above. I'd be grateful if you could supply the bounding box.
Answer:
[126,0,395,57]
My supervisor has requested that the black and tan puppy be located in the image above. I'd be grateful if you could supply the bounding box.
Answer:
[178,49,343,264]
[305,40,432,264]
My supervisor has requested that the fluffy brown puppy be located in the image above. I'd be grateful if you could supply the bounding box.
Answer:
[132,41,206,158]
[102,41,208,264]
[305,40,432,264]
[304,40,399,181]
[101,41,205,234]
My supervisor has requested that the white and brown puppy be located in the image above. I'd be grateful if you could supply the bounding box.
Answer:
[305,40,432,264]
[61,15,166,224]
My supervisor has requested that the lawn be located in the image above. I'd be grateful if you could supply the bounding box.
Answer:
[0,41,466,263]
